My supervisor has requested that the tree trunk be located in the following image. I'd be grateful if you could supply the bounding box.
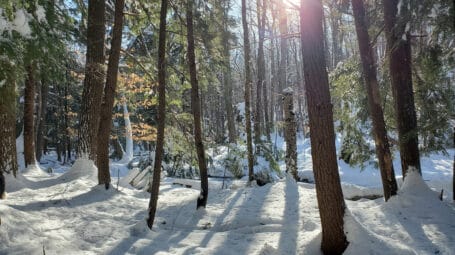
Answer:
[278,0,288,122]
[383,0,421,177]
[187,0,209,209]
[24,64,37,167]
[222,3,236,144]
[147,0,168,229]
[77,0,106,160]
[261,0,270,140]
[0,61,18,198]
[300,0,348,253]
[352,0,398,201]
[283,88,297,180]
[96,0,125,188]
[254,0,265,146]
[36,79,48,162]
[242,0,254,182]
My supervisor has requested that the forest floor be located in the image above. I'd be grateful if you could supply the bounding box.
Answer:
[1,136,454,254]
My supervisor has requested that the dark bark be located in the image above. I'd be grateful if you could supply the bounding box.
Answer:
[24,64,36,167]
[352,0,398,201]
[383,0,421,177]
[283,89,297,180]
[186,0,209,209]
[254,0,266,145]
[147,0,167,229]
[77,0,106,160]
[0,61,18,198]
[96,0,125,188]
[36,79,48,162]
[300,0,348,253]
[242,0,254,182]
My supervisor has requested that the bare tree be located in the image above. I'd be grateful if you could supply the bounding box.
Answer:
[300,0,348,253]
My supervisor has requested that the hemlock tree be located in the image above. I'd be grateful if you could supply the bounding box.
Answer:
[187,0,209,209]
[254,0,265,145]
[283,88,297,180]
[97,0,125,188]
[241,0,254,182]
[300,0,348,253]
[23,64,37,167]
[147,0,168,229]
[383,0,421,176]
[351,0,398,200]
[77,0,106,161]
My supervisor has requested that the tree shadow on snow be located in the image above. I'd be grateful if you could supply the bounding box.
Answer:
[277,178,300,254]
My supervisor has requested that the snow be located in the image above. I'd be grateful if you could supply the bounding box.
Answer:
[1,134,454,254]
[0,8,32,37]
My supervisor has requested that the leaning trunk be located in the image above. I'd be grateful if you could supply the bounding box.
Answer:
[186,1,209,209]
[147,0,168,229]
[96,0,125,188]
[352,0,398,200]
[300,0,348,253]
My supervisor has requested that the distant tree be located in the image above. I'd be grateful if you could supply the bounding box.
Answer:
[383,0,421,176]
[23,64,37,167]
[97,0,125,188]
[77,0,106,160]
[241,0,254,182]
[147,0,168,229]
[277,0,288,122]
[351,0,398,200]
[254,0,265,145]
[300,0,348,253]
[187,0,209,209]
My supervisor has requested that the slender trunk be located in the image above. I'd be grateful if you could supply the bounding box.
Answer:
[147,0,168,229]
[255,0,265,145]
[242,0,254,181]
[24,64,36,167]
[300,0,348,253]
[352,0,398,201]
[65,75,71,161]
[278,0,288,122]
[36,79,48,162]
[77,0,106,160]
[187,1,209,209]
[283,88,297,180]
[383,0,421,177]
[96,0,125,188]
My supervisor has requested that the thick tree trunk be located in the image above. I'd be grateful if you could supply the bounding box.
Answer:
[24,64,37,167]
[187,1,209,209]
[36,79,48,162]
[383,0,421,177]
[242,0,254,182]
[77,0,106,160]
[96,0,125,188]
[300,0,348,253]
[0,62,18,198]
[352,0,398,201]
[283,88,297,180]
[147,0,167,229]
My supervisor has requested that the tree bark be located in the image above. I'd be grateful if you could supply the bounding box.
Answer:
[283,88,297,180]
[242,0,254,182]
[77,0,106,160]
[300,0,348,253]
[36,79,48,162]
[254,0,266,145]
[0,61,18,198]
[147,0,168,229]
[96,0,125,188]
[24,64,37,167]
[278,0,288,122]
[222,3,236,144]
[383,0,421,177]
[187,0,209,209]
[352,0,398,201]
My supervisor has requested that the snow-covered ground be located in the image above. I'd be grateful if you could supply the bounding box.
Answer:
[1,135,454,254]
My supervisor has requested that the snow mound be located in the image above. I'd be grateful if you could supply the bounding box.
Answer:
[344,211,415,254]
[4,173,29,193]
[58,158,97,182]
[21,164,47,177]
[257,243,279,255]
